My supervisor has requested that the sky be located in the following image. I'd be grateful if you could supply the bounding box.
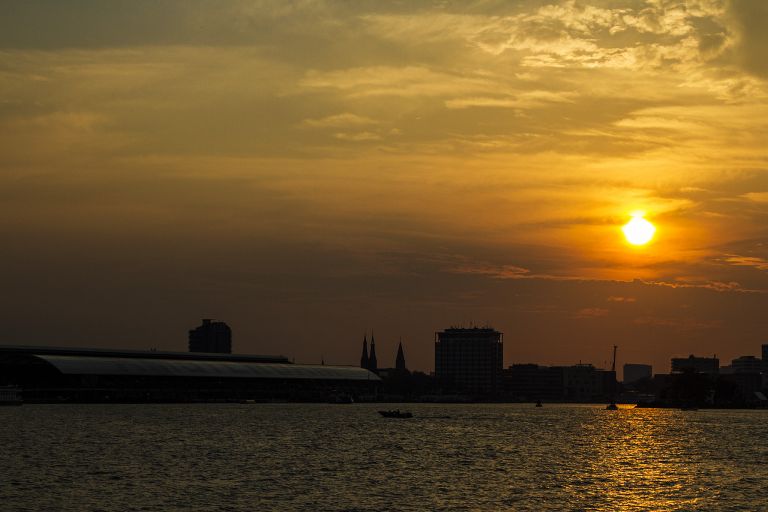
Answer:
[1,0,767,377]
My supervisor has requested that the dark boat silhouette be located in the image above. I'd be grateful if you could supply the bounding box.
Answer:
[378,409,413,418]
[535,400,543,407]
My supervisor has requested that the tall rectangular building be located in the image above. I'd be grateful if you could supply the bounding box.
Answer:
[189,319,232,354]
[435,327,503,396]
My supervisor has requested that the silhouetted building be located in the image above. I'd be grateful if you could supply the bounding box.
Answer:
[731,355,761,374]
[721,373,763,403]
[562,364,615,402]
[435,327,503,396]
[360,335,369,369]
[189,319,231,354]
[671,355,719,375]
[623,363,652,384]
[395,341,406,371]
[368,334,378,373]
[0,345,380,403]
[503,364,564,401]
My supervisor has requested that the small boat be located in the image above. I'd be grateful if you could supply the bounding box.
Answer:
[378,409,413,418]
[606,402,618,410]
[0,386,22,406]
[535,400,543,408]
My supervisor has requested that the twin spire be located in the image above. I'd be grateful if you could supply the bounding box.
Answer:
[360,332,406,373]
[360,332,377,372]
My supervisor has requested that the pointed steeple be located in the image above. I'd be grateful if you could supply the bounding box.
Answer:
[395,339,406,371]
[360,334,369,369]
[368,332,378,372]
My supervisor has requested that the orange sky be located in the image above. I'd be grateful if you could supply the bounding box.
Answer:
[1,0,767,375]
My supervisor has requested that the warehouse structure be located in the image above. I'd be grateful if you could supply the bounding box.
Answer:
[0,345,380,403]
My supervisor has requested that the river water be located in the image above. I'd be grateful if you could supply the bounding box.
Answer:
[1,403,766,511]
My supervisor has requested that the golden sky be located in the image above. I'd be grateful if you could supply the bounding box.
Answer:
[1,0,767,374]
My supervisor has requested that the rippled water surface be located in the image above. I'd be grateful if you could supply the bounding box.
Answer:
[2,403,768,511]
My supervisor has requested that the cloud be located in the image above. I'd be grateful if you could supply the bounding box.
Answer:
[608,296,636,302]
[642,279,760,293]
[573,307,610,318]
[445,90,577,109]
[724,255,768,271]
[364,2,730,71]
[448,262,532,279]
[633,315,721,331]
[742,192,768,202]
[299,66,496,98]
[728,0,768,77]
[301,113,378,128]
[333,131,381,141]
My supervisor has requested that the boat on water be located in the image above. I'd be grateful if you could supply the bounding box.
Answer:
[0,386,22,406]
[535,400,543,408]
[378,409,413,418]
[606,402,618,410]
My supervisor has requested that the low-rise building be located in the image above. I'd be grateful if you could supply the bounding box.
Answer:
[731,355,761,374]
[623,363,652,384]
[671,355,719,375]
[0,345,380,403]
[562,364,615,402]
[503,364,564,401]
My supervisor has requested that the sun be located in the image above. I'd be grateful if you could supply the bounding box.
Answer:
[622,212,655,246]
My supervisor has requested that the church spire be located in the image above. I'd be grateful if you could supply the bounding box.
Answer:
[368,331,378,372]
[395,338,406,371]
[360,334,369,369]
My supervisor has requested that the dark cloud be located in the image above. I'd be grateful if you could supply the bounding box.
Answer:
[729,0,768,77]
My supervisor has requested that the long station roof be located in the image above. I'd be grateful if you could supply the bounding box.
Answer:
[0,345,290,363]
[34,354,380,381]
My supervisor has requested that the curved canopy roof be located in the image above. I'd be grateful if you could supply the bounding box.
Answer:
[34,355,380,381]
[0,345,289,363]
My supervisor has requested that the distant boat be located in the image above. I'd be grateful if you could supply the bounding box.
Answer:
[378,409,413,418]
[606,402,618,410]
[535,400,543,407]
[0,386,22,406]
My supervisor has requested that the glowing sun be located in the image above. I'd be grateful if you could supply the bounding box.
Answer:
[622,212,655,246]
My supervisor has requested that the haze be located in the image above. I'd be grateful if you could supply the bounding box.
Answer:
[1,0,767,375]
